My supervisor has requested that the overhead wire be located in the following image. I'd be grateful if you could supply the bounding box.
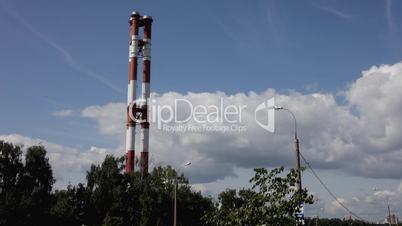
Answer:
[299,152,368,222]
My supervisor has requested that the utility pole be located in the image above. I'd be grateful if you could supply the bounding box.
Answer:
[274,106,303,225]
[388,202,392,226]
[373,187,393,226]
[295,135,302,193]
[173,178,178,226]
[173,161,191,226]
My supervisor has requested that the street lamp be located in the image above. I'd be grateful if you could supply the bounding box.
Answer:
[274,106,302,193]
[274,106,303,225]
[373,187,393,226]
[173,161,191,226]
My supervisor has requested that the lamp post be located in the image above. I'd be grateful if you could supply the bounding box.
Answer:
[373,187,392,226]
[274,106,303,225]
[274,106,302,193]
[173,161,191,226]
[313,198,320,226]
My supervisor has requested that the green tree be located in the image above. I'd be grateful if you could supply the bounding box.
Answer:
[3,141,384,226]
[205,167,314,226]
[0,141,24,225]
[50,183,90,226]
[21,145,55,225]
[0,142,55,226]
[51,155,214,226]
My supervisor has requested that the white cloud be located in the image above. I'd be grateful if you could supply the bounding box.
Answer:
[191,183,208,193]
[325,182,402,222]
[0,134,109,188]
[81,102,126,136]
[75,61,402,184]
[52,109,75,117]
[327,197,348,215]
[2,61,402,220]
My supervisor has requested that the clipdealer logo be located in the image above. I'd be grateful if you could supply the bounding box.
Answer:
[254,97,275,133]
[128,97,276,133]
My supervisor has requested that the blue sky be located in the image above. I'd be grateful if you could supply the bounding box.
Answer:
[1,0,402,221]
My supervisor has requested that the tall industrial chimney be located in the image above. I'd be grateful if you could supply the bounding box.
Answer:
[125,11,153,175]
[140,15,152,174]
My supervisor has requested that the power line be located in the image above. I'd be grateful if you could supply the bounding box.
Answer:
[299,152,368,222]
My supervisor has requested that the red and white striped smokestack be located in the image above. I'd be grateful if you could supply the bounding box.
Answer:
[139,15,153,175]
[125,11,140,173]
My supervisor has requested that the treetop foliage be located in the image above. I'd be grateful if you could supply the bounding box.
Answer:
[1,140,387,226]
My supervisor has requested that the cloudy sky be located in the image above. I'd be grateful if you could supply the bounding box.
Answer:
[1,0,402,222]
